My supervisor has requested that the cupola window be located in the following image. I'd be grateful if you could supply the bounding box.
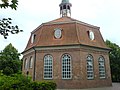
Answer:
[67,6,70,10]
[63,5,66,9]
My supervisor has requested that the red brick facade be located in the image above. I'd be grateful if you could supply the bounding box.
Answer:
[22,45,112,89]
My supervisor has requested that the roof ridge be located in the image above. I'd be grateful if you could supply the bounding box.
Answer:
[75,23,81,44]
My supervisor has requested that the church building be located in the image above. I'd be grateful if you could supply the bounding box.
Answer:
[22,0,112,89]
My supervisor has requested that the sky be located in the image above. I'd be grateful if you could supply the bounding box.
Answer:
[0,0,120,53]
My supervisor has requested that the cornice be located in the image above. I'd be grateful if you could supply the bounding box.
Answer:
[22,44,110,56]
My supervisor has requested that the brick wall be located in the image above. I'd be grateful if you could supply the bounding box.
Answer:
[22,46,112,89]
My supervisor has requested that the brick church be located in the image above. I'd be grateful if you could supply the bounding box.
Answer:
[22,0,112,89]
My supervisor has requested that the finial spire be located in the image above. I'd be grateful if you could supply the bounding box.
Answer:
[59,0,72,17]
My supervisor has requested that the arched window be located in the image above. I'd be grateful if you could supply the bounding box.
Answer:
[29,56,33,68]
[24,58,27,69]
[62,54,72,79]
[24,58,28,70]
[63,5,66,9]
[44,55,53,79]
[98,56,106,78]
[67,6,70,10]
[86,54,94,79]
[60,6,62,10]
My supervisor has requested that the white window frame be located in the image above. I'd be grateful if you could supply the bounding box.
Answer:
[29,56,33,68]
[86,54,94,79]
[98,56,106,79]
[44,55,53,79]
[62,54,72,79]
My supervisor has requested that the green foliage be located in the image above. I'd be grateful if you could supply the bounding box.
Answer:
[106,40,120,82]
[3,66,14,75]
[0,0,18,10]
[0,18,23,39]
[0,43,21,75]
[0,73,57,90]
[28,81,57,90]
[0,73,31,90]
[0,0,23,39]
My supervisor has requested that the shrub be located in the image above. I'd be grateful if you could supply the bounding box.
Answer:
[0,74,31,90]
[29,81,57,90]
[0,73,57,90]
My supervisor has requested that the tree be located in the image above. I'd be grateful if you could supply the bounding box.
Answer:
[0,0,23,39]
[106,40,120,82]
[0,43,21,75]
[0,0,18,10]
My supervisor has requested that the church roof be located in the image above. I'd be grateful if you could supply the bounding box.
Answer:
[24,16,109,52]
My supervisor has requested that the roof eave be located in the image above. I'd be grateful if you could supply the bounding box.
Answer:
[22,44,111,55]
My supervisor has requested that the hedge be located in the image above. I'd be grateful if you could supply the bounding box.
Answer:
[0,74,57,90]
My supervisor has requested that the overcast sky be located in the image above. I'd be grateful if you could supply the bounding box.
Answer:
[0,0,120,53]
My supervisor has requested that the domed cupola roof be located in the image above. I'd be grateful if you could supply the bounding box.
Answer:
[62,0,69,3]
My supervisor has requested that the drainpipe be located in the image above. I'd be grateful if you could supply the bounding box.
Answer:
[33,47,36,81]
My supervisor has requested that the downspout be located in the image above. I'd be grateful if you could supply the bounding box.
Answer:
[33,47,36,81]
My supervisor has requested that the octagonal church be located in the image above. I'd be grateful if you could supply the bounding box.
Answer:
[22,0,112,89]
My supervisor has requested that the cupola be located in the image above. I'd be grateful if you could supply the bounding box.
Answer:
[59,0,72,17]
